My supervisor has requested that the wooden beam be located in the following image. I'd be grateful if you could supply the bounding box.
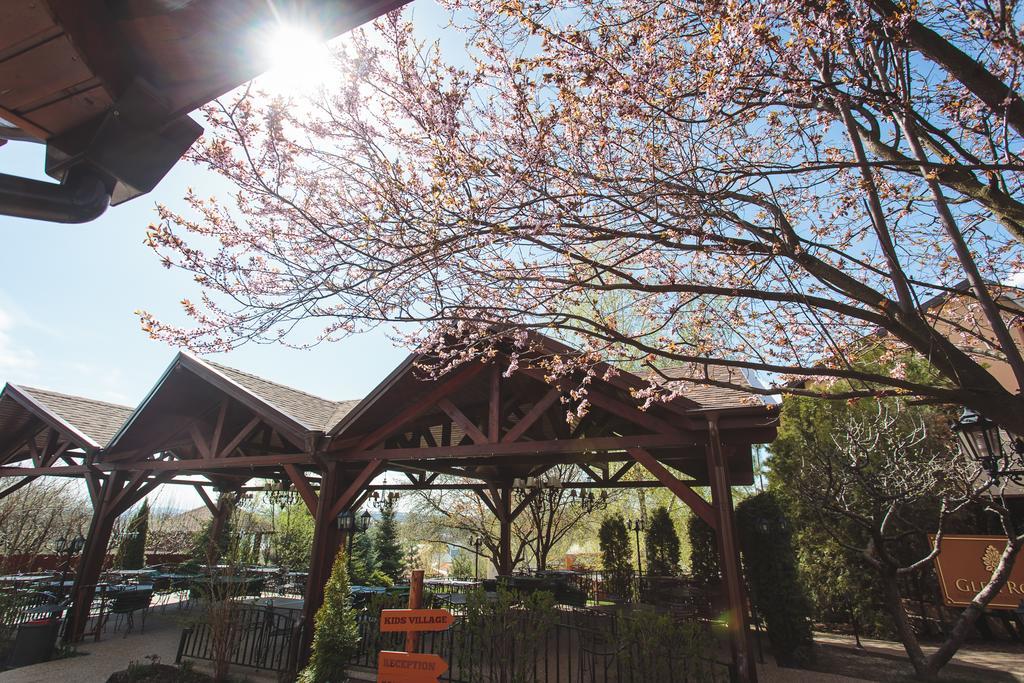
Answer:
[284,464,318,515]
[344,363,487,452]
[475,488,498,518]
[0,476,33,500]
[511,488,541,520]
[194,485,219,515]
[218,416,261,458]
[114,471,177,517]
[328,459,382,519]
[609,460,636,483]
[501,389,561,444]
[437,398,489,445]
[489,366,501,442]
[586,390,689,438]
[108,452,313,472]
[188,423,212,460]
[628,447,717,529]
[108,469,151,513]
[346,433,690,462]
[0,423,44,465]
[42,439,73,468]
[210,400,229,459]
[0,465,89,477]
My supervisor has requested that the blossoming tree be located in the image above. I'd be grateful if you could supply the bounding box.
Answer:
[145,0,1024,435]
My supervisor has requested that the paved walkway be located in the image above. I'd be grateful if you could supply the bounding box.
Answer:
[815,631,1024,681]
[0,607,191,683]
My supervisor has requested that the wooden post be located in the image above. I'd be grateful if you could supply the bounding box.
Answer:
[498,486,512,575]
[406,569,424,653]
[301,462,344,657]
[205,491,235,564]
[66,473,122,641]
[706,416,757,683]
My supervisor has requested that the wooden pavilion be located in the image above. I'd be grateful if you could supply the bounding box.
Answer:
[0,334,776,682]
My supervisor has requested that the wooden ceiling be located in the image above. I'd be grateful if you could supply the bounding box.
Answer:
[1,0,407,141]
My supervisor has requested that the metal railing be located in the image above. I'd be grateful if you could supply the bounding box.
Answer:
[176,605,303,674]
[352,601,733,683]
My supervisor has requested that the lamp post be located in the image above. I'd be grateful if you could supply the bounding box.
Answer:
[473,536,483,581]
[629,518,645,578]
[54,533,85,595]
[337,509,372,557]
[953,408,1024,484]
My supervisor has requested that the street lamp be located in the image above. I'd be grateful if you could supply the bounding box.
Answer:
[337,509,373,562]
[629,518,645,578]
[953,408,1024,484]
[54,533,86,594]
[473,536,483,581]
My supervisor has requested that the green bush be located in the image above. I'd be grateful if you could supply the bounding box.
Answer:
[367,570,394,588]
[687,515,719,585]
[736,491,814,667]
[115,501,149,569]
[598,514,634,601]
[455,589,558,682]
[298,548,360,683]
[644,506,681,576]
[374,497,405,581]
[618,607,717,680]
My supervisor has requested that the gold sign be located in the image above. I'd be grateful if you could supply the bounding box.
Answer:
[929,535,1024,609]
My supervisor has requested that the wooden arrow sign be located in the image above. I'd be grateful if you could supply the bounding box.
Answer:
[378,651,448,681]
[380,608,454,632]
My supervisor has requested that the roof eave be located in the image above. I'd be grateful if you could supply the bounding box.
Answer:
[1,383,102,451]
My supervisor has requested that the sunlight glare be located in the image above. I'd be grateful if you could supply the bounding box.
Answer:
[261,24,333,94]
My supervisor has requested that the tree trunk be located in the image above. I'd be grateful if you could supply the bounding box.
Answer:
[879,569,934,680]
[921,536,1023,676]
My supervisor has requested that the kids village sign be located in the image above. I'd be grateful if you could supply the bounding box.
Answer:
[931,535,1024,609]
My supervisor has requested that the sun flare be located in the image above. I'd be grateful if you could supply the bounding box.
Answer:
[260,24,333,93]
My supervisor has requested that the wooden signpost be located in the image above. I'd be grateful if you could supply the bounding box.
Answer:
[377,569,453,683]
[377,651,449,682]
[380,609,455,632]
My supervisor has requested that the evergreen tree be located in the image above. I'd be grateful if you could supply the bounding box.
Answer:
[190,494,236,564]
[374,497,404,581]
[736,492,814,666]
[348,529,375,585]
[298,547,359,683]
[598,513,633,601]
[449,549,474,580]
[644,506,681,576]
[687,515,719,585]
[115,500,149,569]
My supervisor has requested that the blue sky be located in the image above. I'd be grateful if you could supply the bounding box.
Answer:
[0,0,454,510]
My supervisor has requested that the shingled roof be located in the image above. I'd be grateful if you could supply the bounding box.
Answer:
[203,360,347,432]
[3,346,768,453]
[638,365,764,409]
[16,386,135,448]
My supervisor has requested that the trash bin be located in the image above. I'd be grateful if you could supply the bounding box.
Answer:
[8,618,61,667]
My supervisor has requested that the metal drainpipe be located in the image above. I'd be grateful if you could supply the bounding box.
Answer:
[0,168,111,224]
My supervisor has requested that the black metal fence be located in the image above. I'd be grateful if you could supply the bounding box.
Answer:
[176,605,302,674]
[352,600,733,683]
[176,592,732,682]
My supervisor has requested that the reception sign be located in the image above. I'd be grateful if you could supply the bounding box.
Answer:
[930,535,1024,609]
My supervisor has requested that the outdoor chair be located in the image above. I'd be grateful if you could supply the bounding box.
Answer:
[107,589,153,637]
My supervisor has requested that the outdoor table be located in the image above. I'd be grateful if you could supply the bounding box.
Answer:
[106,569,158,579]
[236,596,304,614]
[246,566,282,575]
[0,574,57,585]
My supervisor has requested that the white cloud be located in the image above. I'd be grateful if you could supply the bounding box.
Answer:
[0,306,37,378]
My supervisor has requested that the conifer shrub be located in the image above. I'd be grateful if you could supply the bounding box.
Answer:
[736,491,814,667]
[644,506,681,576]
[298,548,360,683]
